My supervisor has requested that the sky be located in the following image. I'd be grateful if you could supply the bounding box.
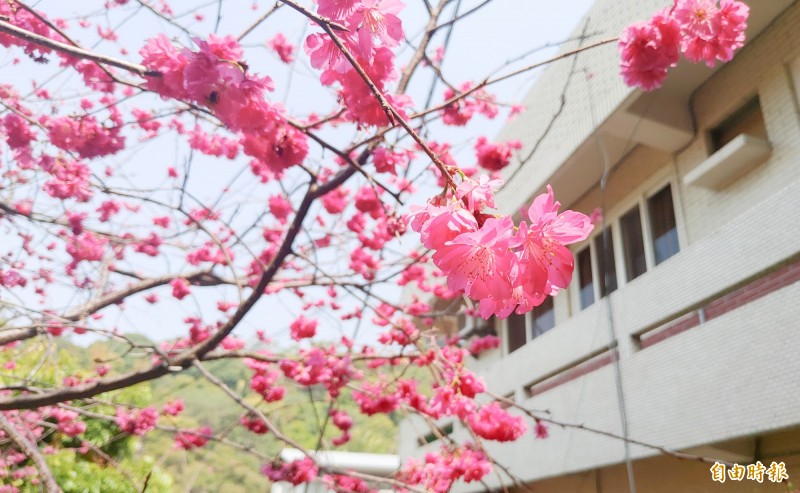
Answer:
[2,0,596,346]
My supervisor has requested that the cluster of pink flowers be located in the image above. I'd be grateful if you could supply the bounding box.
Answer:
[410,178,593,319]
[39,156,92,203]
[268,33,296,64]
[241,414,270,434]
[185,125,239,158]
[0,270,27,289]
[140,34,308,178]
[262,457,318,485]
[174,427,212,450]
[115,407,159,436]
[620,0,749,91]
[466,402,526,442]
[246,357,287,403]
[345,344,535,447]
[290,315,318,340]
[161,399,185,416]
[329,409,354,446]
[169,278,192,300]
[42,113,125,159]
[47,408,86,437]
[0,5,115,92]
[65,231,107,275]
[441,82,499,126]
[466,334,500,356]
[279,346,361,398]
[474,137,522,172]
[304,0,412,126]
[397,444,491,493]
[324,474,372,493]
[353,381,401,415]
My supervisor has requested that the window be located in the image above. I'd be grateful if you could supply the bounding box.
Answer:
[594,230,617,297]
[686,97,771,190]
[506,311,527,354]
[573,182,682,311]
[531,296,555,338]
[710,97,766,151]
[621,205,647,281]
[504,296,557,353]
[574,227,618,310]
[577,247,594,309]
[648,184,679,265]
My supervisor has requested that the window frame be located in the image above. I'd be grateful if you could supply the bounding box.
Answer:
[502,296,556,355]
[570,170,686,311]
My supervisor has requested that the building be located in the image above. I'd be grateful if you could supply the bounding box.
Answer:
[398,0,800,491]
[271,449,399,493]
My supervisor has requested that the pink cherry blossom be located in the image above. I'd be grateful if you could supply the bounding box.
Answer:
[515,185,593,299]
[268,33,296,63]
[116,407,158,436]
[455,175,502,212]
[316,0,361,20]
[676,0,748,66]
[474,137,522,171]
[466,402,527,441]
[262,457,318,485]
[162,399,185,416]
[269,194,293,224]
[433,216,518,301]
[351,0,405,58]
[290,315,318,340]
[170,278,191,300]
[618,9,681,91]
[175,427,212,450]
[409,201,478,251]
[241,414,270,434]
[139,34,188,98]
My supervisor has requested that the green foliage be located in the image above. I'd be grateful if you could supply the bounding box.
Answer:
[36,450,172,493]
[2,339,401,491]
[0,340,173,491]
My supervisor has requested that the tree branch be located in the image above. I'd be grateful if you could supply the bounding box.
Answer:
[0,413,62,492]
[0,18,154,77]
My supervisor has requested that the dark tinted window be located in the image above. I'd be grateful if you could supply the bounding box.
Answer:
[648,185,680,265]
[531,296,555,337]
[594,228,618,297]
[507,312,527,353]
[577,247,594,309]
[621,205,647,281]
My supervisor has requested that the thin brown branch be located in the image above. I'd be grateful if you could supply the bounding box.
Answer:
[0,152,362,411]
[0,18,154,77]
[430,0,492,34]
[320,23,458,191]
[12,1,121,84]
[396,0,449,94]
[277,0,349,32]
[62,270,226,322]
[238,2,282,41]
[408,37,618,121]
[0,326,40,346]
[287,119,403,204]
[136,0,196,37]
[193,359,310,453]
[0,413,62,492]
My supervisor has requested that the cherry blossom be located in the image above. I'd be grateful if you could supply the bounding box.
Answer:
[618,9,681,91]
[268,33,296,64]
[620,0,748,89]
